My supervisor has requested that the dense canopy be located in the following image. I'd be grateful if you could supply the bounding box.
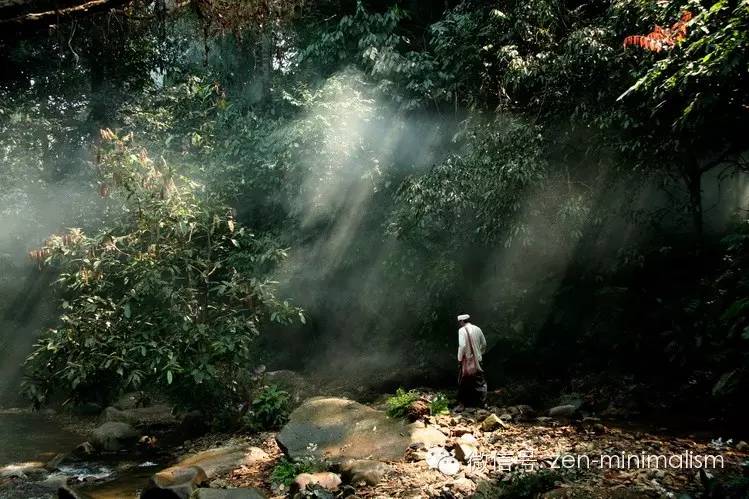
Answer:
[0,0,747,434]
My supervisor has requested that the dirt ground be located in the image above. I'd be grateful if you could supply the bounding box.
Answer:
[217,399,749,498]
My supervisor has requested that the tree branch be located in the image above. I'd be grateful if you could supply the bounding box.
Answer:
[0,0,132,26]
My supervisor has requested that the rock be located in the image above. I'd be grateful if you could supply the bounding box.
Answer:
[480,414,505,432]
[498,413,513,422]
[141,465,207,499]
[409,424,448,448]
[451,476,475,495]
[172,445,268,479]
[191,489,266,499]
[72,441,96,457]
[292,472,342,493]
[548,404,578,419]
[509,405,535,421]
[736,441,749,452]
[0,481,60,499]
[406,400,430,422]
[535,416,553,424]
[90,422,140,451]
[45,453,67,471]
[277,397,412,461]
[339,459,389,485]
[458,433,477,445]
[454,443,478,463]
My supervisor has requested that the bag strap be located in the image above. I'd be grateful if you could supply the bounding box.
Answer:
[464,326,477,360]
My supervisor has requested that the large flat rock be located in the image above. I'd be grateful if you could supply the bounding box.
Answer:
[172,445,268,479]
[276,397,415,462]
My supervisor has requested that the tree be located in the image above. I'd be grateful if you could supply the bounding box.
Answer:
[24,129,302,410]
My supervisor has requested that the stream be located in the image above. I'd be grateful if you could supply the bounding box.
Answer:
[0,409,166,498]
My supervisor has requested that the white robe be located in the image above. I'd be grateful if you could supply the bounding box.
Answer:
[457,323,486,368]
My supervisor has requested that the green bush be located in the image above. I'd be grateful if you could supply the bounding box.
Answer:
[243,384,291,431]
[386,388,420,418]
[22,132,303,412]
[270,456,319,487]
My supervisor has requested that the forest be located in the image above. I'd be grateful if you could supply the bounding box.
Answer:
[0,0,748,498]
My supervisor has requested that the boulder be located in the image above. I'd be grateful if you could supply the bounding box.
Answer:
[172,445,268,479]
[277,397,411,461]
[339,459,389,485]
[191,487,266,499]
[736,441,748,452]
[548,405,578,419]
[90,422,140,451]
[141,465,207,499]
[292,472,342,493]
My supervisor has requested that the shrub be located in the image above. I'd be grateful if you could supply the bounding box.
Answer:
[243,384,291,431]
[22,131,303,412]
[270,456,321,487]
[386,388,420,418]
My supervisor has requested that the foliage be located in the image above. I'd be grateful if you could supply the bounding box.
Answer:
[389,115,547,247]
[1,0,748,423]
[270,456,322,486]
[385,388,420,419]
[428,393,450,415]
[242,384,291,431]
[22,130,302,410]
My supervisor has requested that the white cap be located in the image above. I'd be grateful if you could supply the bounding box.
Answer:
[457,314,470,321]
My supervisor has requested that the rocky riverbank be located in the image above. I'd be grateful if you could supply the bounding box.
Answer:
[2,373,748,498]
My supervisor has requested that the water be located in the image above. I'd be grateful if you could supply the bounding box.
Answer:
[0,410,82,466]
[0,410,165,498]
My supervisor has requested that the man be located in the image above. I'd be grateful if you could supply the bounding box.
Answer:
[456,313,487,410]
